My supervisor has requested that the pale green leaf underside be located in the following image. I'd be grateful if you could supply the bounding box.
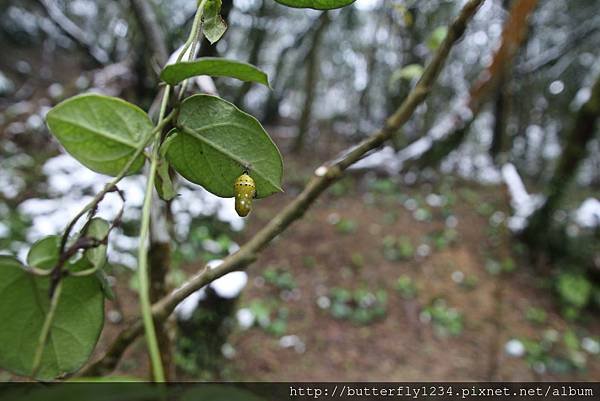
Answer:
[27,236,61,269]
[0,255,104,380]
[46,93,153,177]
[84,218,110,269]
[160,58,269,87]
[274,0,356,10]
[166,95,283,198]
[204,0,227,44]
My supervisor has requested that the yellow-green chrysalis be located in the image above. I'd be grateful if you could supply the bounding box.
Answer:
[234,173,256,217]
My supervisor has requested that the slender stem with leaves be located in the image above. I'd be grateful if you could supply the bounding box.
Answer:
[134,0,208,381]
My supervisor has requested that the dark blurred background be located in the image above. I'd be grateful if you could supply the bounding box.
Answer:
[0,0,599,381]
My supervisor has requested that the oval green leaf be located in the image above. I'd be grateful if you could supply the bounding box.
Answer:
[27,235,61,269]
[161,58,269,87]
[274,0,356,10]
[0,255,104,380]
[46,93,153,176]
[166,95,283,198]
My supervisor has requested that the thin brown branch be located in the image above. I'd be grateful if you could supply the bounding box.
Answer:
[34,0,109,65]
[77,0,485,378]
[517,15,600,75]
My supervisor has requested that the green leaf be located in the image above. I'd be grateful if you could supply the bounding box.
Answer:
[83,218,115,299]
[46,93,153,176]
[84,218,110,270]
[160,58,269,87]
[557,273,592,309]
[427,26,448,51]
[95,269,115,300]
[274,0,356,10]
[0,255,104,380]
[155,136,178,201]
[391,64,424,83]
[166,95,283,198]
[204,0,228,44]
[27,235,61,269]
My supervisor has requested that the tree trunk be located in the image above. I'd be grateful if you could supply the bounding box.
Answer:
[521,75,600,249]
[262,16,323,124]
[292,12,331,153]
[234,0,269,106]
[489,79,508,161]
[489,0,513,162]
[358,4,387,123]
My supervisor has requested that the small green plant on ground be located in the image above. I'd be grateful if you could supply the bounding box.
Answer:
[525,307,548,326]
[244,299,289,337]
[383,235,414,261]
[519,328,593,374]
[395,275,418,300]
[367,177,398,195]
[555,271,593,320]
[428,228,459,250]
[334,217,358,234]
[325,287,388,325]
[485,256,517,275]
[421,298,463,337]
[262,267,297,291]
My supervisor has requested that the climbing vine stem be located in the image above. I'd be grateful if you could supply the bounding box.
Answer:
[31,280,63,377]
[136,0,208,381]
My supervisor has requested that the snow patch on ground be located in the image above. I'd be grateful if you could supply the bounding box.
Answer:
[175,259,248,320]
[501,163,544,231]
[574,198,600,229]
[17,155,244,267]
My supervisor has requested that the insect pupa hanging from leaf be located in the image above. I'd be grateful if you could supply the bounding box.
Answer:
[234,173,256,217]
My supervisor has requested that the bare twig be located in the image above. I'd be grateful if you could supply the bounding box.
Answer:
[34,0,109,65]
[78,0,485,377]
[517,15,600,75]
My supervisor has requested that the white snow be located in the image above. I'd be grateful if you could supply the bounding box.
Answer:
[574,198,600,229]
[279,335,306,353]
[352,146,402,173]
[236,308,255,329]
[174,260,248,320]
[501,163,544,231]
[174,289,207,320]
[16,155,244,267]
[210,271,248,299]
[505,339,525,357]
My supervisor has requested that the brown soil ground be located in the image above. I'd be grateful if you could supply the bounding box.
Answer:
[87,133,600,382]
